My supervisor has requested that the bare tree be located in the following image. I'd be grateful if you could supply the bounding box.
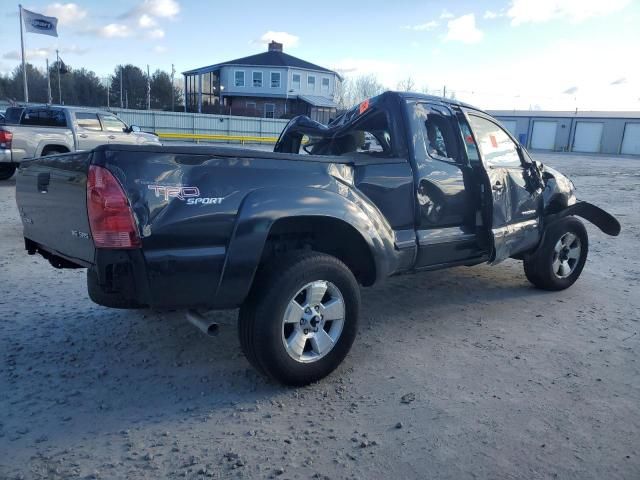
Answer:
[350,74,385,105]
[396,76,415,92]
[334,77,351,110]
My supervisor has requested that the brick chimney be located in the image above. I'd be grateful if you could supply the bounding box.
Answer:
[268,41,283,53]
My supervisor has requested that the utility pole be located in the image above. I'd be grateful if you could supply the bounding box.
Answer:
[171,63,175,112]
[120,66,124,109]
[46,58,52,104]
[18,5,29,102]
[125,90,128,109]
[56,49,62,104]
[443,85,447,98]
[146,64,151,110]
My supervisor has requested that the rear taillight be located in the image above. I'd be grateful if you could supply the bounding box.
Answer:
[0,130,12,149]
[87,165,141,249]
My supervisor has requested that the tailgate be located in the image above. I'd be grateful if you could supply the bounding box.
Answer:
[16,151,95,265]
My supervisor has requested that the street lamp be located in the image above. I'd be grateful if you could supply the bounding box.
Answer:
[285,89,295,115]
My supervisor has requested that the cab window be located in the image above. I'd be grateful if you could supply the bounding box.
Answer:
[75,112,102,131]
[467,115,521,167]
[457,118,480,163]
[411,103,459,162]
[21,108,67,127]
[306,109,393,158]
[99,114,127,133]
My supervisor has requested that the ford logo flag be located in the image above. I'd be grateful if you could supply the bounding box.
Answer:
[22,8,58,37]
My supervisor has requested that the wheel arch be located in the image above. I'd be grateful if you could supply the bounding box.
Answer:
[38,143,71,156]
[213,187,397,308]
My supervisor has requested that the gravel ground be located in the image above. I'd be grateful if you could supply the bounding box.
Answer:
[0,152,638,480]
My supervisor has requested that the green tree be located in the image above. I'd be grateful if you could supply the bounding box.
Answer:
[150,69,182,110]
[109,65,148,109]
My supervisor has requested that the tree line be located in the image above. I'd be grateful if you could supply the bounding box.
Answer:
[0,62,183,111]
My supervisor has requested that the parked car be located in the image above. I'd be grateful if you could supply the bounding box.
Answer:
[0,105,160,180]
[14,91,620,385]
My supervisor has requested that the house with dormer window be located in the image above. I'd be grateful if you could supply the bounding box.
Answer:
[183,41,341,123]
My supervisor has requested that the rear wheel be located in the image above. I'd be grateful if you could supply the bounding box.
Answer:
[238,251,360,386]
[524,216,588,291]
[0,164,16,180]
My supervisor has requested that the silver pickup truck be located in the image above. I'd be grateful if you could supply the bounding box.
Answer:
[0,105,160,180]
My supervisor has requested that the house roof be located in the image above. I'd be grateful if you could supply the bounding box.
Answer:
[298,95,338,108]
[183,50,339,77]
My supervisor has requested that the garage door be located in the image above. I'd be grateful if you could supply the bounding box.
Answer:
[573,122,603,153]
[531,121,557,150]
[621,123,640,155]
[500,120,517,137]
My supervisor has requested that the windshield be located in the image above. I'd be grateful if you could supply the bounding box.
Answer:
[3,107,24,125]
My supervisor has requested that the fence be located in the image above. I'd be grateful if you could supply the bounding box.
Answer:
[0,101,290,144]
[110,108,289,144]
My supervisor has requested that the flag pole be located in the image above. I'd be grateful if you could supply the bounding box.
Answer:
[46,58,52,104]
[19,4,29,102]
[56,49,62,104]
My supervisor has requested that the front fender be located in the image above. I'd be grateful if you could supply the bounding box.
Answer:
[213,186,397,308]
[548,201,621,236]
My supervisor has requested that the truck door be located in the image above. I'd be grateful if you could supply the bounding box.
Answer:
[463,111,542,263]
[74,112,110,150]
[407,101,483,268]
[98,113,137,144]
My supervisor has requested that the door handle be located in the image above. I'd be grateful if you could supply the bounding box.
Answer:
[37,172,50,193]
[108,135,116,140]
[79,133,88,138]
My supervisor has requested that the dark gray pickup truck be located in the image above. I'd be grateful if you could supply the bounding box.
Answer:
[15,91,620,385]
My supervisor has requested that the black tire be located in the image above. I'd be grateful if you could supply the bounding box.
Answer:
[238,251,360,386]
[0,164,16,180]
[524,216,588,291]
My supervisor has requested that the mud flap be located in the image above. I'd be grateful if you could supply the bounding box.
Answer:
[550,201,621,236]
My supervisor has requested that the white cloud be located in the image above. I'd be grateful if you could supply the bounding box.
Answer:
[445,14,484,44]
[153,45,168,53]
[562,86,578,94]
[256,31,299,48]
[146,28,165,39]
[44,3,87,25]
[138,13,157,28]
[143,0,180,18]
[440,9,454,19]
[507,0,631,25]
[98,23,131,38]
[483,10,499,19]
[3,48,50,60]
[610,77,627,85]
[2,45,90,60]
[403,20,438,31]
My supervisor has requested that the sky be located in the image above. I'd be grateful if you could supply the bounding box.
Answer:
[1,0,639,110]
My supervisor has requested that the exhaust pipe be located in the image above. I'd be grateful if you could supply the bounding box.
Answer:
[186,309,219,337]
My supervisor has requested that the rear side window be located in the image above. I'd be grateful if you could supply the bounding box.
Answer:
[21,108,67,127]
[75,112,102,131]
[467,115,521,167]
[411,103,459,162]
[4,107,24,124]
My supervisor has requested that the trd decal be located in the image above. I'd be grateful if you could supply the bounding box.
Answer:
[147,184,200,201]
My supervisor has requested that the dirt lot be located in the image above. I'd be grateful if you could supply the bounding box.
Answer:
[0,152,638,480]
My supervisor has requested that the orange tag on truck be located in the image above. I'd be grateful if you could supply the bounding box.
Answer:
[359,99,370,114]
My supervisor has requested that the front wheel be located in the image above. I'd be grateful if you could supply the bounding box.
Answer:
[523,216,588,291]
[238,251,360,386]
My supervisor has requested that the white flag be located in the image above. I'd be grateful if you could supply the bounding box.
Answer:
[22,8,58,37]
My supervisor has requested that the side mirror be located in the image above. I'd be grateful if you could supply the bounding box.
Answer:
[127,125,141,133]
